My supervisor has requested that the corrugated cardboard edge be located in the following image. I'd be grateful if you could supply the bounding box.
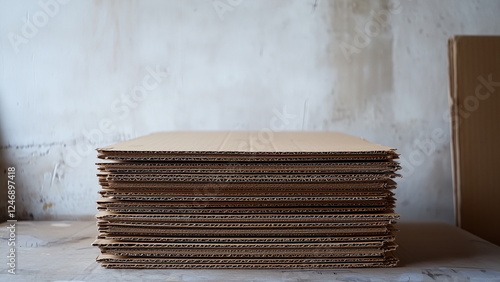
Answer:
[103,180,396,190]
[98,226,393,237]
[448,36,461,226]
[95,211,400,221]
[101,246,396,257]
[97,234,397,243]
[96,254,391,264]
[97,206,393,214]
[99,261,398,269]
[96,161,401,174]
[93,239,386,249]
[97,194,392,202]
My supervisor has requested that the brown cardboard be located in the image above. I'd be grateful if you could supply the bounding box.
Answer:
[98,192,394,200]
[98,221,393,229]
[98,226,393,237]
[96,161,400,174]
[98,190,395,201]
[97,206,393,214]
[96,211,399,222]
[449,36,500,246]
[97,131,396,154]
[94,131,400,268]
[99,234,397,243]
[93,239,386,248]
[102,173,397,183]
[98,251,399,268]
[97,200,391,209]
[95,253,399,269]
[101,245,395,257]
[97,254,390,264]
[104,180,397,190]
[96,196,392,202]
[98,153,396,162]
[99,261,398,269]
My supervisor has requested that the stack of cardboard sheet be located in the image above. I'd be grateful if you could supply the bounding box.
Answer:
[93,132,400,269]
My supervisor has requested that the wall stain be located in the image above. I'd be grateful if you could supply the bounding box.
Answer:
[0,141,67,150]
[91,0,138,73]
[43,202,54,210]
[326,0,395,124]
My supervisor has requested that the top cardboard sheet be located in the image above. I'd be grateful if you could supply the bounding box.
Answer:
[97,132,397,161]
[98,132,394,153]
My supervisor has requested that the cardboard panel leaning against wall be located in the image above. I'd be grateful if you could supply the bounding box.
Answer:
[449,35,500,246]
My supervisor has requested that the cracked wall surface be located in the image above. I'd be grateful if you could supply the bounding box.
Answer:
[1,0,500,222]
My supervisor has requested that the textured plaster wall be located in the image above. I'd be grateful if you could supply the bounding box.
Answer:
[1,0,499,222]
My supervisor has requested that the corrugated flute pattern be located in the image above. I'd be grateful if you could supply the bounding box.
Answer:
[93,132,401,269]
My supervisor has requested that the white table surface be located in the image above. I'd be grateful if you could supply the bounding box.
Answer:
[1,221,499,281]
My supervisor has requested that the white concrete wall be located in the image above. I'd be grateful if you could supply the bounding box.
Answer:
[1,0,499,222]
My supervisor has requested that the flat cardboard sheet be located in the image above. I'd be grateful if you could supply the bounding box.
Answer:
[98,192,394,201]
[97,206,393,214]
[99,234,397,243]
[96,211,399,221]
[98,226,393,237]
[99,261,398,269]
[100,173,397,183]
[100,245,396,257]
[99,189,394,199]
[93,239,387,249]
[96,253,394,263]
[102,180,397,190]
[98,131,395,154]
[97,161,400,174]
[96,254,395,265]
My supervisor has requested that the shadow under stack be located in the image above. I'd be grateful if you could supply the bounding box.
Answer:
[93,131,400,269]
